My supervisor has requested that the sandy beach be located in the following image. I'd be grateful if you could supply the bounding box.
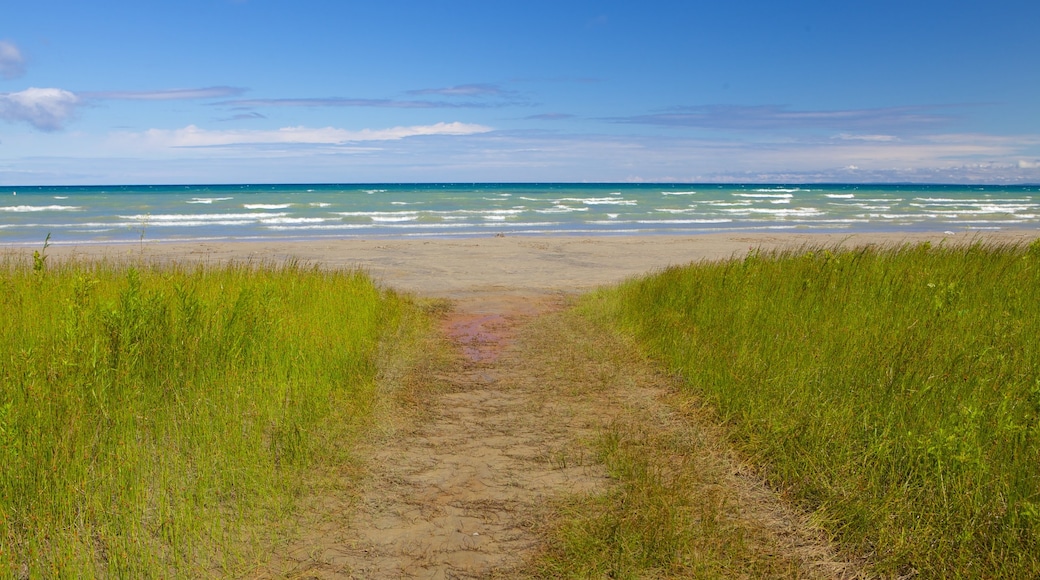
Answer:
[30,229,1040,298]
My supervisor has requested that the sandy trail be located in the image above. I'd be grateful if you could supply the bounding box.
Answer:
[269,294,615,578]
[268,292,862,578]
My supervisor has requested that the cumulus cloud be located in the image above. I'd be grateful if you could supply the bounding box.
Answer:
[0,41,26,79]
[0,87,81,131]
[84,86,246,100]
[122,121,493,148]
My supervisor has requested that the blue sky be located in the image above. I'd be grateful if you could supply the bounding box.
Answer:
[2,0,1039,184]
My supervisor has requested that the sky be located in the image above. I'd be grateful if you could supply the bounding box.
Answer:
[2,0,1039,185]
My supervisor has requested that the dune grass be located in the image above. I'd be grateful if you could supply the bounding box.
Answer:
[0,254,419,577]
[526,310,824,578]
[580,240,1040,578]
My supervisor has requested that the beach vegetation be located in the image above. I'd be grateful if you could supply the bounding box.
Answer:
[0,255,421,577]
[577,240,1040,578]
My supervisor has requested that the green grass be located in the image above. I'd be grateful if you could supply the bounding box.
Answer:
[580,240,1040,578]
[0,255,419,577]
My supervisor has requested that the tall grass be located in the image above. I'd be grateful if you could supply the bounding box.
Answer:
[0,255,414,577]
[583,240,1040,578]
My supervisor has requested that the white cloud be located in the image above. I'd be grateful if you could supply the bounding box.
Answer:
[1019,160,1040,169]
[124,122,493,148]
[0,41,26,79]
[0,87,81,131]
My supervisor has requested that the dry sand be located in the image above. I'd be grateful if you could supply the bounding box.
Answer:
[35,230,1039,298]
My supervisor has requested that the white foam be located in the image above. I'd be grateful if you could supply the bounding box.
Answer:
[656,208,696,214]
[535,205,588,214]
[873,213,939,220]
[260,217,328,224]
[721,207,822,217]
[120,212,289,222]
[703,200,752,207]
[661,191,697,196]
[636,219,733,224]
[825,193,855,199]
[733,193,794,199]
[187,197,233,204]
[557,197,637,206]
[243,203,292,210]
[127,219,258,227]
[1,205,82,212]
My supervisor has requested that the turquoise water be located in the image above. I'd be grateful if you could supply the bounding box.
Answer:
[1,183,1038,245]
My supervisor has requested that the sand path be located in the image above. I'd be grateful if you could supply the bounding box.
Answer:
[268,293,619,578]
[266,291,862,578]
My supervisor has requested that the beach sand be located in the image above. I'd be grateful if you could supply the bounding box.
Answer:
[31,229,1040,298]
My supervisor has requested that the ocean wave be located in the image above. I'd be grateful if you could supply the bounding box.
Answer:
[702,200,752,207]
[336,211,417,218]
[187,197,234,204]
[535,205,588,214]
[1,205,82,212]
[720,207,822,217]
[733,193,794,199]
[871,213,940,220]
[260,217,328,225]
[661,191,697,196]
[655,208,697,214]
[635,219,734,224]
[127,219,262,227]
[913,203,1038,214]
[120,212,289,222]
[556,197,637,206]
[243,203,292,210]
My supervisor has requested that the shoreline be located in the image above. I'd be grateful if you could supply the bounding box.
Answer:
[9,229,1039,298]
